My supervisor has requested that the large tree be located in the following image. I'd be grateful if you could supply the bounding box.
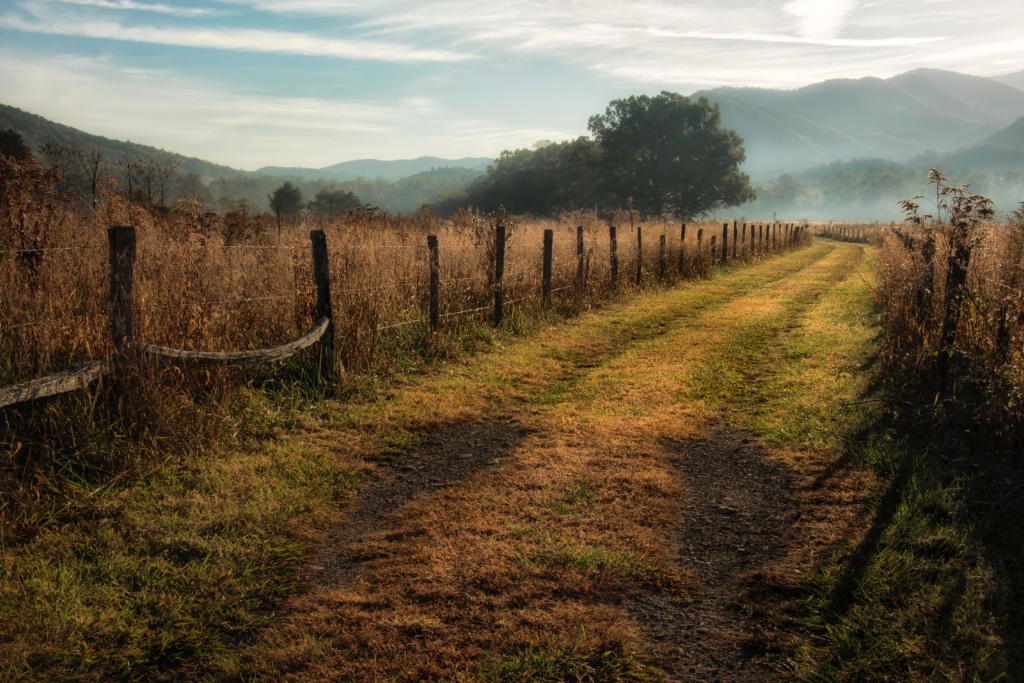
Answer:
[588,91,754,217]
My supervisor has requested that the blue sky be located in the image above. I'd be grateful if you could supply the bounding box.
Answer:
[1,0,1022,170]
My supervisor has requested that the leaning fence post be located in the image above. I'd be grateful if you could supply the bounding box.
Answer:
[609,223,618,289]
[658,234,666,280]
[542,228,553,308]
[494,221,506,325]
[635,224,643,285]
[310,230,336,380]
[428,234,440,330]
[576,225,585,285]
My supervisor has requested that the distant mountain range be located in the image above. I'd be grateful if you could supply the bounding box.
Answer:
[257,157,492,182]
[993,70,1024,93]
[3,67,1024,195]
[695,68,1024,177]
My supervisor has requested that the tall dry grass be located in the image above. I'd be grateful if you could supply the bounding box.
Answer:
[873,175,1024,438]
[1,150,812,534]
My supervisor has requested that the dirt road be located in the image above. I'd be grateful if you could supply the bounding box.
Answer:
[234,239,879,681]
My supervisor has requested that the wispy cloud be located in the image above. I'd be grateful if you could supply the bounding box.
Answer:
[50,0,215,18]
[784,0,859,39]
[0,9,472,63]
[0,51,566,166]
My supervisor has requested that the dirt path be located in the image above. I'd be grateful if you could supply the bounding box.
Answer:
[236,240,877,681]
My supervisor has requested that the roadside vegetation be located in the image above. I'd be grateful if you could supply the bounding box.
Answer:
[3,112,1022,681]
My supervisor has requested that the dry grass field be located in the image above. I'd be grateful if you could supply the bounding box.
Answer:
[3,150,1022,681]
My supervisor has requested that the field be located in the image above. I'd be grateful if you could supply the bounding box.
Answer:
[2,155,1023,680]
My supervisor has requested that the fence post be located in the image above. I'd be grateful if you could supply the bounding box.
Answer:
[609,224,618,289]
[697,227,704,274]
[635,224,643,285]
[576,225,585,285]
[742,223,747,260]
[542,228,553,308]
[721,223,728,266]
[310,230,336,380]
[732,221,738,261]
[710,234,717,267]
[678,222,687,275]
[428,234,440,330]
[658,234,666,280]
[494,221,506,325]
[108,225,136,358]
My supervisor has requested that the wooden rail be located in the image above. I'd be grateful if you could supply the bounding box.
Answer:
[0,227,336,409]
[0,361,109,409]
[137,317,330,367]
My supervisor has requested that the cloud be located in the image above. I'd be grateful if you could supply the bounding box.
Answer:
[0,10,472,63]
[50,0,215,17]
[0,51,568,167]
[784,0,859,39]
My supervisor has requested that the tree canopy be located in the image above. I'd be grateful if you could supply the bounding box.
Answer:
[459,92,754,218]
[588,92,754,217]
[268,181,304,219]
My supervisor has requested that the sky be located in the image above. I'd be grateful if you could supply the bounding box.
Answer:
[1,0,1022,170]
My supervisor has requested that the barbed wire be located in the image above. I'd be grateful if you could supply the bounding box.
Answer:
[0,245,106,256]
[135,294,294,313]
[1,311,101,333]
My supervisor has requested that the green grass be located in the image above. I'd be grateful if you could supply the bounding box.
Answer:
[481,630,656,683]
[669,240,1011,680]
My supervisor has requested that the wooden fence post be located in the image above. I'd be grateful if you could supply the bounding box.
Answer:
[635,224,643,285]
[108,225,136,358]
[732,221,738,261]
[576,225,585,285]
[721,223,728,266]
[710,234,717,267]
[697,228,704,274]
[658,234,666,280]
[742,223,747,260]
[494,222,506,325]
[609,224,618,289]
[428,234,440,330]
[542,228,553,308]
[310,230,336,379]
[678,222,687,275]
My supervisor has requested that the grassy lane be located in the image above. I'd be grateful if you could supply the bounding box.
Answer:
[8,239,1002,681]
[223,240,880,680]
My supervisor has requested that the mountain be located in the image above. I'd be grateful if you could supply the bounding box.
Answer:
[258,156,493,182]
[694,69,1024,177]
[979,116,1024,152]
[0,103,241,179]
[992,70,1024,93]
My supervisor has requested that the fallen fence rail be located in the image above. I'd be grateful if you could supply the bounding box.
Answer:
[138,317,329,367]
[0,360,109,409]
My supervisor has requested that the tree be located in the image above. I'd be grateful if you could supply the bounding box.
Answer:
[588,91,754,217]
[469,137,601,214]
[268,181,304,236]
[0,128,31,161]
[308,187,360,218]
[76,146,108,210]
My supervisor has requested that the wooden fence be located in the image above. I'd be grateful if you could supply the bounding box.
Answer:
[0,220,809,409]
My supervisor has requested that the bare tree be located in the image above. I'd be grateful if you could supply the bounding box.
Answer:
[150,152,183,209]
[39,141,84,201]
[116,151,144,202]
[77,146,108,210]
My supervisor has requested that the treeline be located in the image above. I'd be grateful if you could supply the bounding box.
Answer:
[439,91,755,219]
